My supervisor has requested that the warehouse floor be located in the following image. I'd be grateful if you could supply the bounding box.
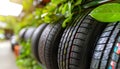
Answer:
[0,41,18,69]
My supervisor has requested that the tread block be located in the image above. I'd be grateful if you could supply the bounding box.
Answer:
[102,49,111,60]
[93,51,102,59]
[77,27,88,34]
[104,26,114,32]
[97,37,108,44]
[101,31,111,37]
[100,60,107,69]
[106,43,113,49]
[90,59,100,69]
[73,39,84,46]
[95,44,105,51]
[75,33,86,40]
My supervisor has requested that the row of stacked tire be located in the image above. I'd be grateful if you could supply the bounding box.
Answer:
[19,11,120,69]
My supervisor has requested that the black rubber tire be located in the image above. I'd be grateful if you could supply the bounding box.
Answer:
[57,11,107,69]
[38,18,64,69]
[19,28,27,39]
[24,27,36,41]
[90,22,120,69]
[31,24,47,62]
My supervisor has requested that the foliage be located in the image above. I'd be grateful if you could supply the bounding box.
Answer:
[33,4,59,24]
[90,3,120,22]
[0,16,17,29]
[44,0,82,27]
[22,0,33,13]
[16,40,42,69]
[0,30,4,34]
[29,0,83,28]
[15,14,35,34]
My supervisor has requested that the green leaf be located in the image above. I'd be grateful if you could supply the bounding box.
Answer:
[59,4,64,12]
[90,3,120,22]
[68,1,72,14]
[62,3,68,15]
[44,16,51,23]
[74,0,82,6]
[16,59,24,66]
[62,13,73,27]
[51,0,62,4]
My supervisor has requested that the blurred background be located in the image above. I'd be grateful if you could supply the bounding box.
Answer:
[0,0,51,69]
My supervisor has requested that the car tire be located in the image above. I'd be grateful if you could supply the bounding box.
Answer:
[57,11,107,69]
[24,27,36,41]
[19,28,27,39]
[38,18,65,69]
[90,22,120,69]
[31,24,48,62]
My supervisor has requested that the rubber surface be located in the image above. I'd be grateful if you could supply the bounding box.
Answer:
[19,28,27,39]
[90,22,120,69]
[38,18,64,69]
[31,24,47,62]
[57,11,107,69]
[24,27,36,41]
